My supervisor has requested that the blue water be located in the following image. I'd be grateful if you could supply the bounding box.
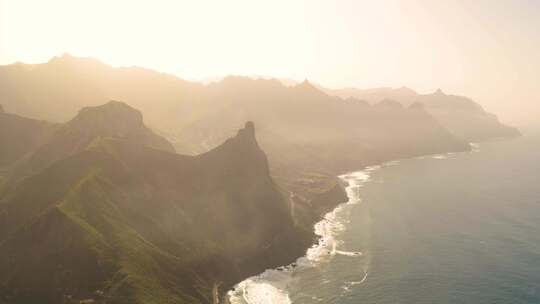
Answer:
[344,132,540,304]
[231,129,540,304]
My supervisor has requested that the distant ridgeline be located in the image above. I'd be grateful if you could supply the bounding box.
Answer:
[0,54,518,145]
[0,55,520,303]
[324,86,520,142]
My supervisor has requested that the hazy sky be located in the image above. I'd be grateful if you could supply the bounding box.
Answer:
[0,0,538,124]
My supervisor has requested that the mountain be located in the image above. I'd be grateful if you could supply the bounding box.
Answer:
[0,105,58,169]
[0,56,504,303]
[3,101,174,185]
[327,86,419,104]
[326,86,520,142]
[0,55,518,145]
[0,103,317,304]
[170,77,469,177]
[0,56,475,201]
[0,56,491,140]
[0,57,108,121]
[0,54,203,129]
[415,89,521,141]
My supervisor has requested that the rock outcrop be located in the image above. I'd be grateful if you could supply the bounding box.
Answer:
[0,104,309,304]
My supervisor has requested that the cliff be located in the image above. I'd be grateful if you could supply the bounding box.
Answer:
[326,86,520,142]
[0,56,475,205]
[4,101,174,184]
[0,56,502,303]
[416,89,521,141]
[0,103,313,304]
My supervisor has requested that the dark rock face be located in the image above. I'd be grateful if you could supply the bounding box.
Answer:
[0,106,309,304]
[5,101,174,183]
[67,100,175,152]
[0,55,517,146]
[172,77,470,187]
[71,101,144,133]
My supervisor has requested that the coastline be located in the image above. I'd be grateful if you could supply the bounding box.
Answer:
[224,141,482,304]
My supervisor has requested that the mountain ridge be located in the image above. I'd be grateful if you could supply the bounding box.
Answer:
[2,101,174,187]
[0,54,519,144]
[0,56,519,303]
[323,86,520,141]
[0,102,315,304]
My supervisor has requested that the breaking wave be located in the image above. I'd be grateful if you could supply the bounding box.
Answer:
[228,165,382,304]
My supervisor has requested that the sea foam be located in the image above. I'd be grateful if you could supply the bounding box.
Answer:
[228,166,378,303]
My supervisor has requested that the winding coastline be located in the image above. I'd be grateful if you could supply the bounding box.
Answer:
[226,166,380,303]
[227,143,481,304]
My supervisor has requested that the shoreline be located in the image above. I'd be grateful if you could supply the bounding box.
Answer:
[224,141,483,303]
[225,165,385,303]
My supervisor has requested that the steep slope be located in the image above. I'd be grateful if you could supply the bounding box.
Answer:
[0,55,473,201]
[0,58,108,121]
[0,55,518,145]
[0,57,481,303]
[328,86,520,142]
[416,89,521,141]
[0,105,58,168]
[0,54,203,128]
[5,101,174,183]
[172,77,470,176]
[0,103,311,303]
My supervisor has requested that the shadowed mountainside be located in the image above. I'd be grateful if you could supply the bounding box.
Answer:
[0,56,518,303]
[2,101,174,188]
[0,55,518,147]
[325,86,520,142]
[0,105,58,169]
[166,77,471,201]
[0,103,317,304]
[0,54,478,200]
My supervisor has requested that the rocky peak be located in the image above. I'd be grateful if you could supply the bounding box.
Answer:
[238,121,255,137]
[68,101,144,135]
[0,104,4,114]
[198,121,269,177]
[8,101,174,181]
[294,79,327,98]
[52,100,175,153]
[233,121,259,150]
[297,79,316,90]
[434,88,445,95]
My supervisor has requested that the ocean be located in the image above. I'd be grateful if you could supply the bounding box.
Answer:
[229,128,540,304]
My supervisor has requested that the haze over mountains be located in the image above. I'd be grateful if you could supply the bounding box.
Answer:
[0,55,518,142]
[325,86,520,142]
[0,54,521,303]
[0,55,518,179]
[0,103,313,303]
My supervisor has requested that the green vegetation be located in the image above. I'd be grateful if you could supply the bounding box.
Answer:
[0,104,310,304]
